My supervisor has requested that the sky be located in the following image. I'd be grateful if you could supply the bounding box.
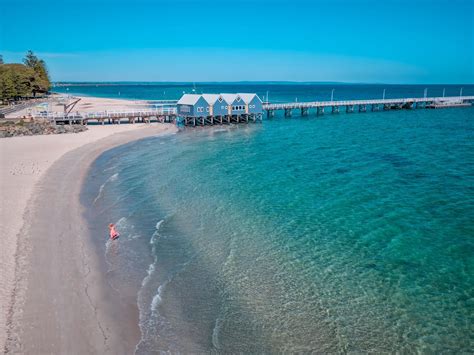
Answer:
[0,0,472,83]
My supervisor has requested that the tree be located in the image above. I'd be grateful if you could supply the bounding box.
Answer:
[0,55,4,65]
[0,51,51,103]
[23,50,51,94]
[0,68,17,103]
[23,50,39,68]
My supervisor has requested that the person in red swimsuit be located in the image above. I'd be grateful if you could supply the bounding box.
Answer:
[109,223,119,240]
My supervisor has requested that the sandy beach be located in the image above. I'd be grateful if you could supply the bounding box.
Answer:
[0,120,177,353]
[6,95,154,119]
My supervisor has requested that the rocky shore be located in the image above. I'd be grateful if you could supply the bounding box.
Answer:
[0,119,87,138]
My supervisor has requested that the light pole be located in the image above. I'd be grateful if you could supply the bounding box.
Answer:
[382,89,386,100]
[331,89,335,102]
[424,88,428,98]
[460,87,463,97]
[443,88,445,97]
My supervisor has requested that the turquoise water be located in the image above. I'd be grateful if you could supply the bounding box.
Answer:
[54,82,473,103]
[82,84,473,353]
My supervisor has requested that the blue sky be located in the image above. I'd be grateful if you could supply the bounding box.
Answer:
[0,0,472,83]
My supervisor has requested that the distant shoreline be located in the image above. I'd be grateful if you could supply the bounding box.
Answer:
[53,82,474,87]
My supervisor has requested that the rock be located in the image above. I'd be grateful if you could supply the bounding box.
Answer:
[0,120,88,138]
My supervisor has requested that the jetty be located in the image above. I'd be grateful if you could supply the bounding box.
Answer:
[40,107,177,125]
[263,96,474,117]
[11,94,473,127]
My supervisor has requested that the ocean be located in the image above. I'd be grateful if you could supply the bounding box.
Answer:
[77,83,473,353]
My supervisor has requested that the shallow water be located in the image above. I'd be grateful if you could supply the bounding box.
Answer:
[82,85,473,353]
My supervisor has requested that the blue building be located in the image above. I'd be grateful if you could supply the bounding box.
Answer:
[177,94,209,117]
[177,93,262,118]
[202,94,223,116]
[238,93,263,114]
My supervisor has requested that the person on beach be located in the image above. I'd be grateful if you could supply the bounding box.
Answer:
[109,223,119,240]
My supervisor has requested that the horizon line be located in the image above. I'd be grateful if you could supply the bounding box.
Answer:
[53,81,474,86]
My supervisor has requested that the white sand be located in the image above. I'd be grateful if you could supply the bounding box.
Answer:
[0,122,177,352]
[6,95,154,118]
[60,95,153,112]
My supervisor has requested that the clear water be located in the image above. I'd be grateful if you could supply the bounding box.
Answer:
[54,82,473,103]
[81,84,474,353]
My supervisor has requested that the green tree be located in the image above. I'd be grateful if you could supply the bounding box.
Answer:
[23,50,39,68]
[0,68,17,103]
[0,51,51,102]
[23,50,51,94]
[0,55,4,65]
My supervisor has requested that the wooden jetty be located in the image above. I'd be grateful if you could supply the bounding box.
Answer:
[179,113,263,126]
[39,107,177,125]
[263,96,474,118]
[30,95,473,127]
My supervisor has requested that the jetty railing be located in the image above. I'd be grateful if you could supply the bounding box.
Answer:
[38,107,178,125]
[263,96,474,110]
[263,96,474,117]
[27,95,473,125]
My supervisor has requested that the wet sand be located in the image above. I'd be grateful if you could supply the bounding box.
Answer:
[0,123,177,353]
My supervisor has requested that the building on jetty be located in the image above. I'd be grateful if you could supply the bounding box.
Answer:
[177,93,263,126]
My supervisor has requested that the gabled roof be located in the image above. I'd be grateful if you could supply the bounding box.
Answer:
[178,93,261,106]
[220,93,238,104]
[177,94,202,105]
[202,94,220,105]
[237,93,259,104]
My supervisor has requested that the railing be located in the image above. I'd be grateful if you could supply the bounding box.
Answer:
[0,99,51,116]
[37,107,177,120]
[263,96,474,110]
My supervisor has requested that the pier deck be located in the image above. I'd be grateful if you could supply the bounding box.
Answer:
[38,107,177,125]
[263,96,474,117]
[27,95,474,126]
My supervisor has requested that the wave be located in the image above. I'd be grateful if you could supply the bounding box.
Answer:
[92,172,119,205]
[211,316,223,350]
[150,282,167,312]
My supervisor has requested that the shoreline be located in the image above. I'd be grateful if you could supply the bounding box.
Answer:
[1,123,177,353]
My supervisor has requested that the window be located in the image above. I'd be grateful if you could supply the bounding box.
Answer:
[225,106,228,109]
[218,97,223,103]
[232,106,235,110]
[236,96,241,102]
[221,106,225,110]
[206,107,209,112]
[180,105,191,113]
